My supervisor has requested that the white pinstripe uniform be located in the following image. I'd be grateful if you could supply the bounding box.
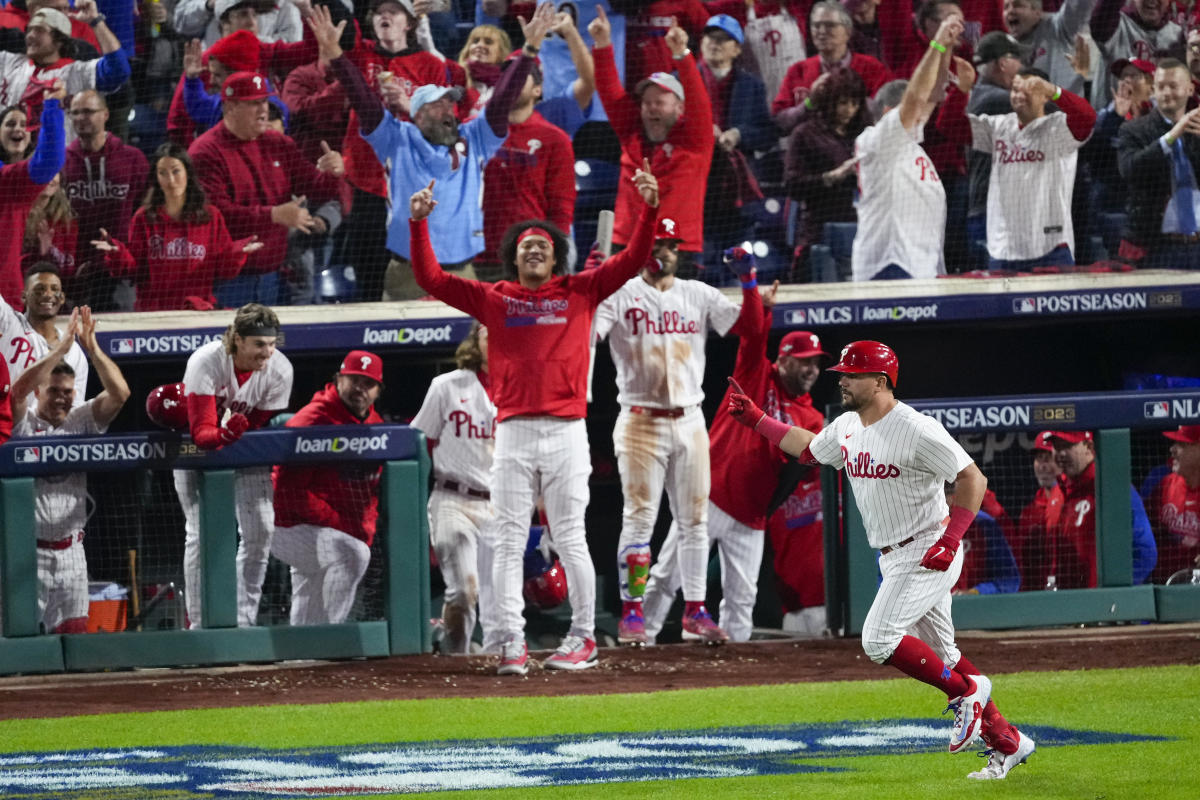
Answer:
[13,401,107,633]
[410,368,499,654]
[594,276,740,603]
[174,340,293,628]
[0,298,87,406]
[269,523,371,625]
[807,402,972,665]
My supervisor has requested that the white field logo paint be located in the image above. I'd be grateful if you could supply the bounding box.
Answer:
[0,722,1156,798]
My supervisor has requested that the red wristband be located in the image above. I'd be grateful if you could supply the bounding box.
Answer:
[753,413,791,447]
[943,504,975,545]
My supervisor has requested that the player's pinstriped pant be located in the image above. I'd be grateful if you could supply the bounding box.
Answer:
[643,500,764,642]
[270,523,371,625]
[613,406,710,603]
[175,466,276,628]
[861,528,964,666]
[38,536,89,633]
[492,417,595,641]
[428,488,494,654]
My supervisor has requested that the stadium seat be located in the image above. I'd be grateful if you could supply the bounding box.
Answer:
[316,266,358,304]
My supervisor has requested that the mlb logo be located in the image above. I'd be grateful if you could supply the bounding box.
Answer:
[110,339,134,355]
[785,309,807,325]
[1013,298,1036,313]
[1144,401,1170,419]
[14,446,40,464]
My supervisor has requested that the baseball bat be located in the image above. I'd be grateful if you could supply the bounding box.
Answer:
[128,548,141,631]
[596,209,614,258]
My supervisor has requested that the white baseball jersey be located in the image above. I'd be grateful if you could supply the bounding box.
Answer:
[0,53,106,144]
[182,339,293,417]
[808,402,972,549]
[852,108,946,281]
[594,276,740,408]
[970,111,1086,260]
[14,400,107,541]
[410,368,496,493]
[0,296,44,379]
[743,5,806,109]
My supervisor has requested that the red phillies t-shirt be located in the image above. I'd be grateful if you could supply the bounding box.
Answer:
[480,111,575,264]
[767,475,824,612]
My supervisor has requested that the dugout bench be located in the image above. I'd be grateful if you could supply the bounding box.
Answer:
[825,389,1200,636]
[0,425,431,676]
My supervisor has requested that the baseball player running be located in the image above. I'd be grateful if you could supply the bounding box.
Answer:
[10,307,130,633]
[271,350,385,625]
[174,303,293,628]
[410,323,499,655]
[727,340,1035,780]
[594,223,761,646]
[408,163,659,676]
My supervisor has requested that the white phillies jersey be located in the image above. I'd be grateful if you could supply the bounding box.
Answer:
[410,368,496,494]
[0,298,87,408]
[13,400,107,541]
[29,322,88,409]
[743,5,805,108]
[852,108,946,281]
[0,53,105,144]
[182,340,293,418]
[970,111,1085,260]
[594,276,740,409]
[808,402,972,550]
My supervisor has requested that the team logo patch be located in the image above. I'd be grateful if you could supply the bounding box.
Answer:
[0,721,1159,798]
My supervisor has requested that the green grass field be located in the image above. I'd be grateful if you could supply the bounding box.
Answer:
[1,665,1190,799]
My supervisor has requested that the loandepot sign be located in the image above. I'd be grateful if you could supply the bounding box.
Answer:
[0,721,1159,798]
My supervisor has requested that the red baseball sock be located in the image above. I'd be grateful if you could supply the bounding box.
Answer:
[683,601,706,617]
[886,636,971,697]
[953,654,1018,755]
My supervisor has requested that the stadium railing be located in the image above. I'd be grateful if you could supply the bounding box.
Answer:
[0,425,430,676]
[825,389,1200,636]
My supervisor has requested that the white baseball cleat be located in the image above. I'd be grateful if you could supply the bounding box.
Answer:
[968,730,1035,780]
[497,636,529,676]
[947,674,992,753]
[543,635,599,670]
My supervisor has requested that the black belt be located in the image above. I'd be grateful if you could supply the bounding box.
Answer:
[879,536,916,555]
[436,479,490,500]
[629,405,687,418]
[37,531,84,550]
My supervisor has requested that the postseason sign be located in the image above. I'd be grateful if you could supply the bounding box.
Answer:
[910,390,1200,433]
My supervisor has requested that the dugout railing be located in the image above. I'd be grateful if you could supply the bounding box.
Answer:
[825,389,1200,636]
[0,425,431,676]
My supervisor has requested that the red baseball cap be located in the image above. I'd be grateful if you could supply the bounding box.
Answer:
[1032,430,1056,452]
[1163,425,1200,444]
[655,217,683,242]
[339,350,384,385]
[778,331,829,359]
[1047,430,1093,445]
[1110,57,1155,79]
[222,71,272,101]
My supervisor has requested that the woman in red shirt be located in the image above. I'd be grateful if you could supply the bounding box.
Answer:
[93,143,260,311]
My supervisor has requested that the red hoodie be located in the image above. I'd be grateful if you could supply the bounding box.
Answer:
[63,133,149,268]
[273,383,384,544]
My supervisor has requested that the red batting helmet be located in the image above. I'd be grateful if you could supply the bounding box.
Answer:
[146,382,189,430]
[827,340,899,386]
[523,559,568,609]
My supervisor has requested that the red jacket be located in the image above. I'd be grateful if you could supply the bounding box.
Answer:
[709,293,825,529]
[273,383,384,545]
[1016,483,1064,591]
[104,205,250,311]
[281,60,350,165]
[1150,472,1200,582]
[766,474,824,612]
[1055,462,1099,589]
[188,123,348,274]
[772,53,893,115]
[409,202,657,421]
[879,0,997,77]
[595,45,712,252]
[624,0,710,88]
[481,110,576,264]
[0,162,45,306]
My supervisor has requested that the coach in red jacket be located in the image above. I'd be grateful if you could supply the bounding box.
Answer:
[271,350,385,626]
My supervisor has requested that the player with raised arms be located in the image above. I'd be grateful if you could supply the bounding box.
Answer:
[726,340,1035,780]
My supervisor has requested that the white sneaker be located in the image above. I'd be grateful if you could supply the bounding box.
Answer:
[497,636,529,676]
[947,674,992,753]
[968,730,1035,780]
[543,634,598,670]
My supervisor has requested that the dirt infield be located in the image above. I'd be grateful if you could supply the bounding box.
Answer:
[2,623,1198,720]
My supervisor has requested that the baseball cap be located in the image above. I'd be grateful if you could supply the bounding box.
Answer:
[339,350,384,384]
[214,0,274,20]
[703,14,744,45]
[205,30,261,73]
[778,331,829,360]
[1047,430,1094,445]
[1110,57,1156,79]
[504,47,541,66]
[222,71,272,101]
[1163,425,1200,444]
[973,31,1031,65]
[1032,430,1056,452]
[410,84,465,118]
[27,8,71,37]
[636,72,685,101]
[655,217,683,242]
[370,0,415,15]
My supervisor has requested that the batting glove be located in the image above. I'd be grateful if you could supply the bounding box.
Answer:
[727,377,765,429]
[723,246,757,278]
[218,412,250,446]
[919,534,959,571]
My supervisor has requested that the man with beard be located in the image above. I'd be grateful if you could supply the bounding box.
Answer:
[642,249,828,645]
[593,221,762,647]
[312,3,552,300]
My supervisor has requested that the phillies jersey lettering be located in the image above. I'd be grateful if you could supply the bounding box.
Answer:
[1161,493,1200,546]
[0,295,44,377]
[995,140,1046,164]
[447,409,495,440]
[410,368,496,493]
[761,28,783,57]
[148,235,207,260]
[914,155,940,182]
[623,307,701,335]
[841,447,902,479]
[181,340,293,420]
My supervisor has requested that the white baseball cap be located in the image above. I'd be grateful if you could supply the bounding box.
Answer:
[410,84,464,118]
[27,8,72,38]
[636,72,685,101]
